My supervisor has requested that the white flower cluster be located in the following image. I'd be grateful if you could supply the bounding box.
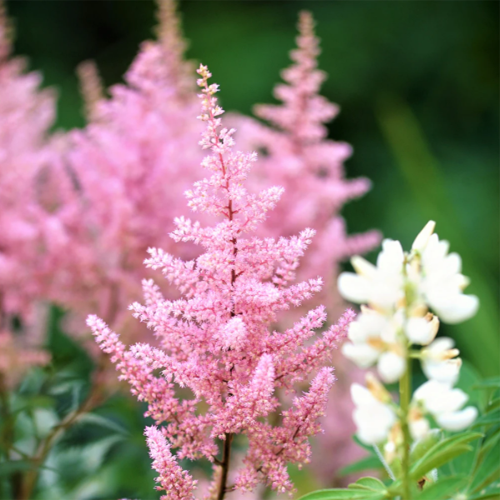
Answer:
[339,221,478,448]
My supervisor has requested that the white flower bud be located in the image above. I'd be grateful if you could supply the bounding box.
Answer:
[409,416,430,440]
[412,220,436,252]
[421,337,461,384]
[405,315,439,345]
[351,256,377,278]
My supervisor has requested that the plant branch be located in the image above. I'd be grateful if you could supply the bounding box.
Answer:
[399,354,412,500]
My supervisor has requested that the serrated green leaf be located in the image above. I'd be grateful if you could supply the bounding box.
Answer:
[469,442,500,493]
[410,432,482,480]
[339,455,384,477]
[415,476,467,500]
[297,488,385,500]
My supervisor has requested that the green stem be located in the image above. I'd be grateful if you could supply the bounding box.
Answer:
[19,361,104,500]
[0,373,23,499]
[399,356,412,500]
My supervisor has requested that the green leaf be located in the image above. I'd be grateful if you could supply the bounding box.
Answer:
[472,410,500,428]
[410,429,443,463]
[467,482,500,499]
[473,377,500,390]
[0,460,36,476]
[410,432,483,480]
[75,413,129,435]
[469,442,500,493]
[339,455,384,476]
[353,435,378,455]
[484,398,500,414]
[415,476,467,500]
[348,477,387,492]
[297,488,385,500]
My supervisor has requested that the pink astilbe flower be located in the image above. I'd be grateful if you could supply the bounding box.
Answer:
[233,12,381,484]
[89,65,353,499]
[236,11,380,314]
[0,0,60,386]
[146,426,198,500]
[48,0,204,338]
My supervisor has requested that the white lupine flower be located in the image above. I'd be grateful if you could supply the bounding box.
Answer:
[435,407,478,431]
[351,383,396,445]
[341,342,379,368]
[413,380,477,432]
[419,233,478,324]
[341,307,406,381]
[421,337,461,384]
[377,351,406,383]
[347,307,391,343]
[414,380,468,414]
[338,239,404,310]
[405,314,439,345]
[341,221,479,455]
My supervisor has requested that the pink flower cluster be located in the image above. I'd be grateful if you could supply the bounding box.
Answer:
[88,65,354,498]
[0,3,62,386]
[235,11,380,483]
[46,0,204,339]
[237,12,380,315]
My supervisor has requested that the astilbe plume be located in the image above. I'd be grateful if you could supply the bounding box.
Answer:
[234,11,381,483]
[47,0,204,340]
[0,0,62,388]
[237,11,380,314]
[88,65,353,499]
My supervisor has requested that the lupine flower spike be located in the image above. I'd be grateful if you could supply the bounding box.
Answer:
[89,65,353,499]
[339,221,478,459]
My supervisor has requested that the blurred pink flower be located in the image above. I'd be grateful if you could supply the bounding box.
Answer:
[236,11,380,316]
[0,2,60,385]
[46,0,205,347]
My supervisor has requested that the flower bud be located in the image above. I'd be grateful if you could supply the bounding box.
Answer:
[412,220,435,252]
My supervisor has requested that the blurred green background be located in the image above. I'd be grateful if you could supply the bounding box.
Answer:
[3,1,498,498]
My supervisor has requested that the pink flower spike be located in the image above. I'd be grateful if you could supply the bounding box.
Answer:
[145,426,197,500]
[91,64,355,497]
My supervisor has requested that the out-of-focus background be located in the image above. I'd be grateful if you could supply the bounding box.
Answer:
[4,0,498,498]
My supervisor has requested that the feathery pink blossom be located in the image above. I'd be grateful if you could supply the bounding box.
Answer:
[0,1,59,386]
[233,12,381,484]
[236,11,380,315]
[89,65,353,498]
[47,0,204,342]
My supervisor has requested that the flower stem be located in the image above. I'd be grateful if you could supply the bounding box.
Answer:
[399,355,412,500]
[216,432,233,500]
